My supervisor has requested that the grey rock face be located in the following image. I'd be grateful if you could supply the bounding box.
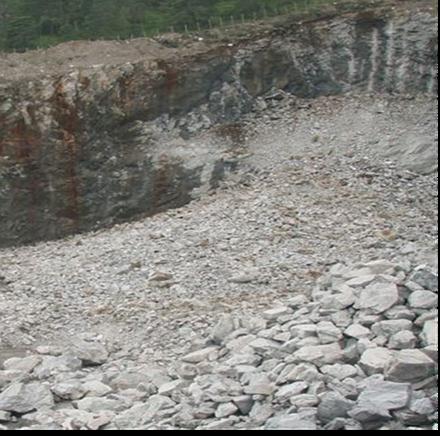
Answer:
[0,8,437,247]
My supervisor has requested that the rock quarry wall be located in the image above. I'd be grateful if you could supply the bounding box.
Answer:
[0,5,437,247]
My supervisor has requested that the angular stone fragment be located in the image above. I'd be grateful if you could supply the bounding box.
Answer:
[359,348,395,376]
[408,291,438,309]
[210,315,236,345]
[34,354,82,379]
[215,402,238,418]
[82,380,113,397]
[274,382,308,402]
[349,375,411,426]
[70,339,108,366]
[158,380,184,397]
[320,364,358,381]
[51,381,86,400]
[249,402,274,425]
[3,355,41,374]
[262,306,292,321]
[265,413,317,430]
[371,319,413,338]
[292,343,343,367]
[248,338,281,355]
[232,395,254,415]
[421,319,438,347]
[410,267,438,292]
[0,382,54,414]
[316,321,343,344]
[0,411,12,422]
[344,324,371,339]
[181,347,218,364]
[356,281,399,314]
[388,331,417,350]
[385,349,436,382]
[317,391,355,424]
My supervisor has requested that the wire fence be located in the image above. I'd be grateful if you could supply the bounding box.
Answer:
[142,0,382,39]
[1,0,424,53]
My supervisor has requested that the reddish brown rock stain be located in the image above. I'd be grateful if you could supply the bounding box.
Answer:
[51,80,82,228]
[1,113,42,225]
[157,60,179,94]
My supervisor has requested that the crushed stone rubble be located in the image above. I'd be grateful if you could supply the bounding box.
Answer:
[0,92,438,430]
[0,260,437,430]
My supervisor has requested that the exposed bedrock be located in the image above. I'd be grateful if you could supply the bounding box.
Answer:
[0,6,437,247]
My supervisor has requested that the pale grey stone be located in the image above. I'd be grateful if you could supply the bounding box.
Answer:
[249,402,274,425]
[0,369,26,389]
[198,418,238,430]
[317,391,355,424]
[3,355,41,374]
[408,291,438,309]
[371,319,413,338]
[75,396,127,413]
[262,307,292,321]
[110,366,171,390]
[362,260,396,275]
[289,324,317,339]
[113,395,176,428]
[388,331,417,349]
[51,381,86,400]
[421,319,438,346]
[286,295,310,308]
[275,382,308,402]
[0,411,12,422]
[320,364,358,381]
[384,306,416,321]
[292,343,343,367]
[289,394,319,408]
[158,380,185,397]
[69,339,108,366]
[410,398,435,416]
[349,375,411,425]
[232,395,254,415]
[356,281,399,314]
[82,380,113,397]
[344,324,371,339]
[385,349,436,382]
[265,413,317,430]
[359,347,395,375]
[344,275,376,288]
[248,338,280,354]
[410,267,438,292]
[215,402,238,418]
[34,354,82,379]
[316,321,343,344]
[225,335,256,353]
[181,347,218,364]
[210,315,236,345]
[0,382,54,414]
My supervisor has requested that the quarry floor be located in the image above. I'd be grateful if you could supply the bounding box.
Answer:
[0,91,437,362]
